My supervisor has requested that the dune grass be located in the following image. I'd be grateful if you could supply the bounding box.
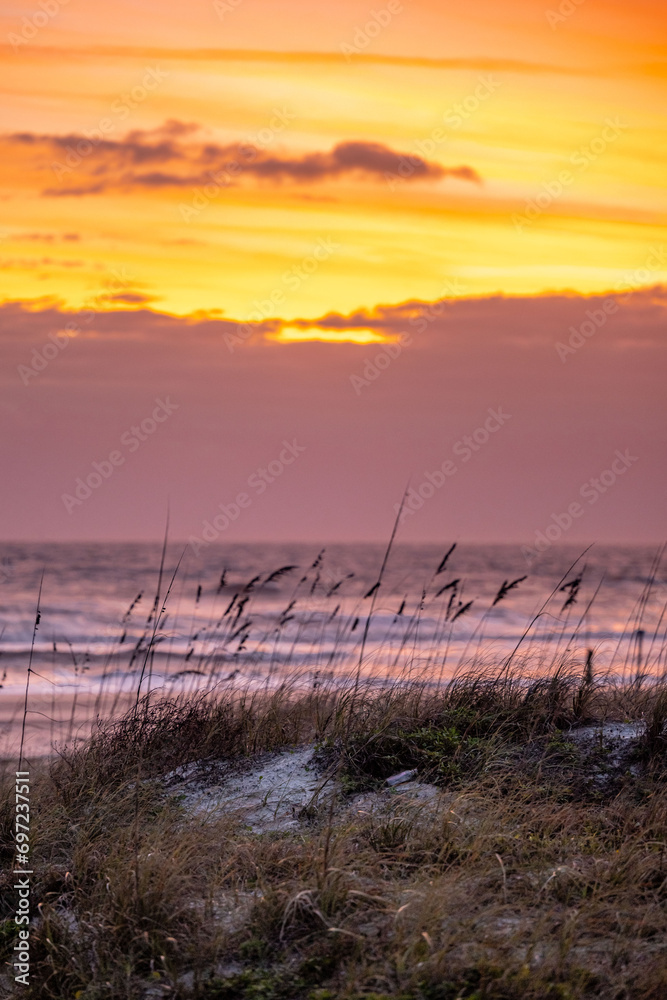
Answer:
[1,542,666,997]
[1,665,667,1000]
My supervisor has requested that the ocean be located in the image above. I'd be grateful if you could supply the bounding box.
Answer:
[0,541,664,756]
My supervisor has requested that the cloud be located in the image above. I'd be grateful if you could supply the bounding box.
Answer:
[272,286,667,344]
[0,287,664,543]
[3,122,480,196]
[98,292,157,305]
[6,232,81,243]
[44,183,107,197]
[242,141,474,183]
[0,257,85,269]
[29,46,600,77]
[2,284,664,354]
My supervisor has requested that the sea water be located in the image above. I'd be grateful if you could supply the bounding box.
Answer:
[0,542,664,755]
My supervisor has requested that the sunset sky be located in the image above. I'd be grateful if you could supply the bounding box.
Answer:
[1,0,665,546]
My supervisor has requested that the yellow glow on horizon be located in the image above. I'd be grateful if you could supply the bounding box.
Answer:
[271,326,389,345]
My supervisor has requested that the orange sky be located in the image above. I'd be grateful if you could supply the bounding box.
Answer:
[0,1,665,543]
[2,0,666,325]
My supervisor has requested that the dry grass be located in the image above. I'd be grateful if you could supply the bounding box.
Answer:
[1,541,665,996]
[1,668,667,1000]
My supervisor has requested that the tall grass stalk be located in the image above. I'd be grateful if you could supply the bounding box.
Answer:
[18,570,43,770]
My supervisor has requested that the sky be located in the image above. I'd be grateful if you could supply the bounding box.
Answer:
[0,0,665,546]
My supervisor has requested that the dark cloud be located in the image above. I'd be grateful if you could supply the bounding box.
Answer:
[0,288,664,543]
[4,121,480,196]
[98,292,156,305]
[11,128,183,166]
[241,140,468,182]
[44,183,107,197]
[1,284,664,355]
